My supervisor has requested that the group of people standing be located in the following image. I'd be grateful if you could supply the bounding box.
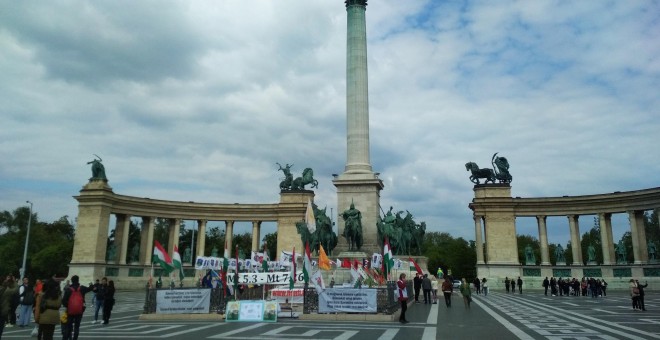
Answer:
[504,277,524,294]
[541,277,608,297]
[629,279,648,311]
[0,274,115,340]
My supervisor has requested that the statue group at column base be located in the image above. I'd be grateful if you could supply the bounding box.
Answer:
[586,261,598,266]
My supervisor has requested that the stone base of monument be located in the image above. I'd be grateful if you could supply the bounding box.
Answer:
[525,260,536,266]
[587,261,598,266]
[649,259,658,264]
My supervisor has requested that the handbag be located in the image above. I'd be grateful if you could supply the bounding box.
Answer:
[632,287,640,296]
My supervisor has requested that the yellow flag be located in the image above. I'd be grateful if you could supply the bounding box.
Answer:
[319,245,331,271]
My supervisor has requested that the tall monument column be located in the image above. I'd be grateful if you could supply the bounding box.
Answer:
[334,0,384,255]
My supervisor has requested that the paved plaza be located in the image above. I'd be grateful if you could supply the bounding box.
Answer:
[2,290,659,339]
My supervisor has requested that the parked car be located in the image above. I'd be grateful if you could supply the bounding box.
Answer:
[452,280,461,289]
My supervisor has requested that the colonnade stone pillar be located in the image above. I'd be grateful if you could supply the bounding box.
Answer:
[568,215,582,265]
[196,219,207,259]
[140,217,154,265]
[537,216,550,265]
[276,191,314,260]
[599,213,615,265]
[474,216,484,264]
[71,180,114,284]
[225,220,234,258]
[252,221,261,252]
[629,210,648,264]
[168,218,180,258]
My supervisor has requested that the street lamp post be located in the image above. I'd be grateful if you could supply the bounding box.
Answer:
[20,201,33,281]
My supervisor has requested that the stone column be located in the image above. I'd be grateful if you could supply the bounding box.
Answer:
[474,215,484,264]
[537,215,550,265]
[225,220,234,258]
[629,210,648,264]
[568,215,582,265]
[599,213,615,265]
[168,218,180,258]
[252,221,262,252]
[141,217,155,265]
[118,215,131,265]
[196,219,207,258]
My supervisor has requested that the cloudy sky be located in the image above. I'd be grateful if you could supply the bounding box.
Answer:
[1,1,658,247]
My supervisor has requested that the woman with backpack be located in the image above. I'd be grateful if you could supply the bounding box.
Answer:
[35,280,61,340]
[0,276,19,338]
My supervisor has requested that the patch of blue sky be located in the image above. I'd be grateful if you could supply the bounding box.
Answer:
[0,179,73,194]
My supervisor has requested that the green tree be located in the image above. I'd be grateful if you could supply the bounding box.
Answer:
[422,232,476,280]
[261,232,277,259]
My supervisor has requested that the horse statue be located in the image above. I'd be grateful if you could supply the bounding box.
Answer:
[291,168,319,190]
[465,162,496,184]
[87,154,107,181]
[492,152,512,183]
[277,162,294,190]
[342,202,363,251]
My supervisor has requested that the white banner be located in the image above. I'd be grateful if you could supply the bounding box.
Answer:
[269,288,304,304]
[226,271,304,285]
[318,288,377,313]
[156,289,210,314]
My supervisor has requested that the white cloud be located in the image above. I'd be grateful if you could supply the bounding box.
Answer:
[0,0,658,247]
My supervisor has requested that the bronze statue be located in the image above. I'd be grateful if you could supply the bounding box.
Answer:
[342,201,363,251]
[377,206,425,255]
[277,163,294,190]
[554,244,565,264]
[183,247,192,263]
[524,244,535,264]
[106,243,116,262]
[291,168,318,190]
[465,162,496,184]
[87,154,107,181]
[615,240,627,263]
[296,203,338,255]
[491,152,512,183]
[648,240,657,260]
[587,244,596,262]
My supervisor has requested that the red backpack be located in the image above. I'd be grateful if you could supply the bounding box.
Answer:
[68,287,84,315]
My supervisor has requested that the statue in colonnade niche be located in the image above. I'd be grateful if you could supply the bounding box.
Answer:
[525,244,535,264]
[129,244,140,262]
[587,244,597,262]
[554,244,565,264]
[106,243,116,262]
[615,240,627,263]
[183,247,192,263]
[648,240,657,261]
[211,246,218,257]
[342,201,363,251]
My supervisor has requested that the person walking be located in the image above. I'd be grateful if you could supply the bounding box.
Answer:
[396,274,409,324]
[459,278,472,309]
[62,275,92,340]
[601,279,608,297]
[422,274,432,304]
[517,277,523,294]
[511,278,516,294]
[92,277,107,324]
[101,280,116,324]
[431,276,439,304]
[0,275,19,338]
[18,277,35,327]
[504,277,510,293]
[441,277,453,308]
[473,278,481,295]
[35,279,61,340]
[413,274,422,303]
[482,278,488,296]
[542,277,549,296]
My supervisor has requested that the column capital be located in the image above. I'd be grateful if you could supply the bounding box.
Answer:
[345,0,367,8]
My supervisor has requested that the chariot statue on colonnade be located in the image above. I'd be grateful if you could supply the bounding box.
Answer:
[465,152,513,184]
[277,162,318,190]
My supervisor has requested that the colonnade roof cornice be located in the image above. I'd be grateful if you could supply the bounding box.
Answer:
[75,191,306,221]
[470,186,660,216]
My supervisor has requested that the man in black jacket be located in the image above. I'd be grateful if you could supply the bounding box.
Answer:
[413,274,422,303]
[542,277,549,296]
[636,280,648,311]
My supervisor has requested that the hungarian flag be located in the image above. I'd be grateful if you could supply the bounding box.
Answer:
[222,256,229,297]
[152,241,173,273]
[305,198,316,233]
[383,237,394,278]
[409,257,423,275]
[303,242,313,284]
[172,245,185,280]
[341,258,352,268]
[318,245,331,271]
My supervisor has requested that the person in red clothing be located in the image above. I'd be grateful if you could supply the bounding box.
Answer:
[397,273,409,324]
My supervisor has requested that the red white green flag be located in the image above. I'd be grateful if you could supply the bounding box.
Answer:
[409,257,423,275]
[172,245,185,279]
[303,242,313,284]
[152,240,173,273]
